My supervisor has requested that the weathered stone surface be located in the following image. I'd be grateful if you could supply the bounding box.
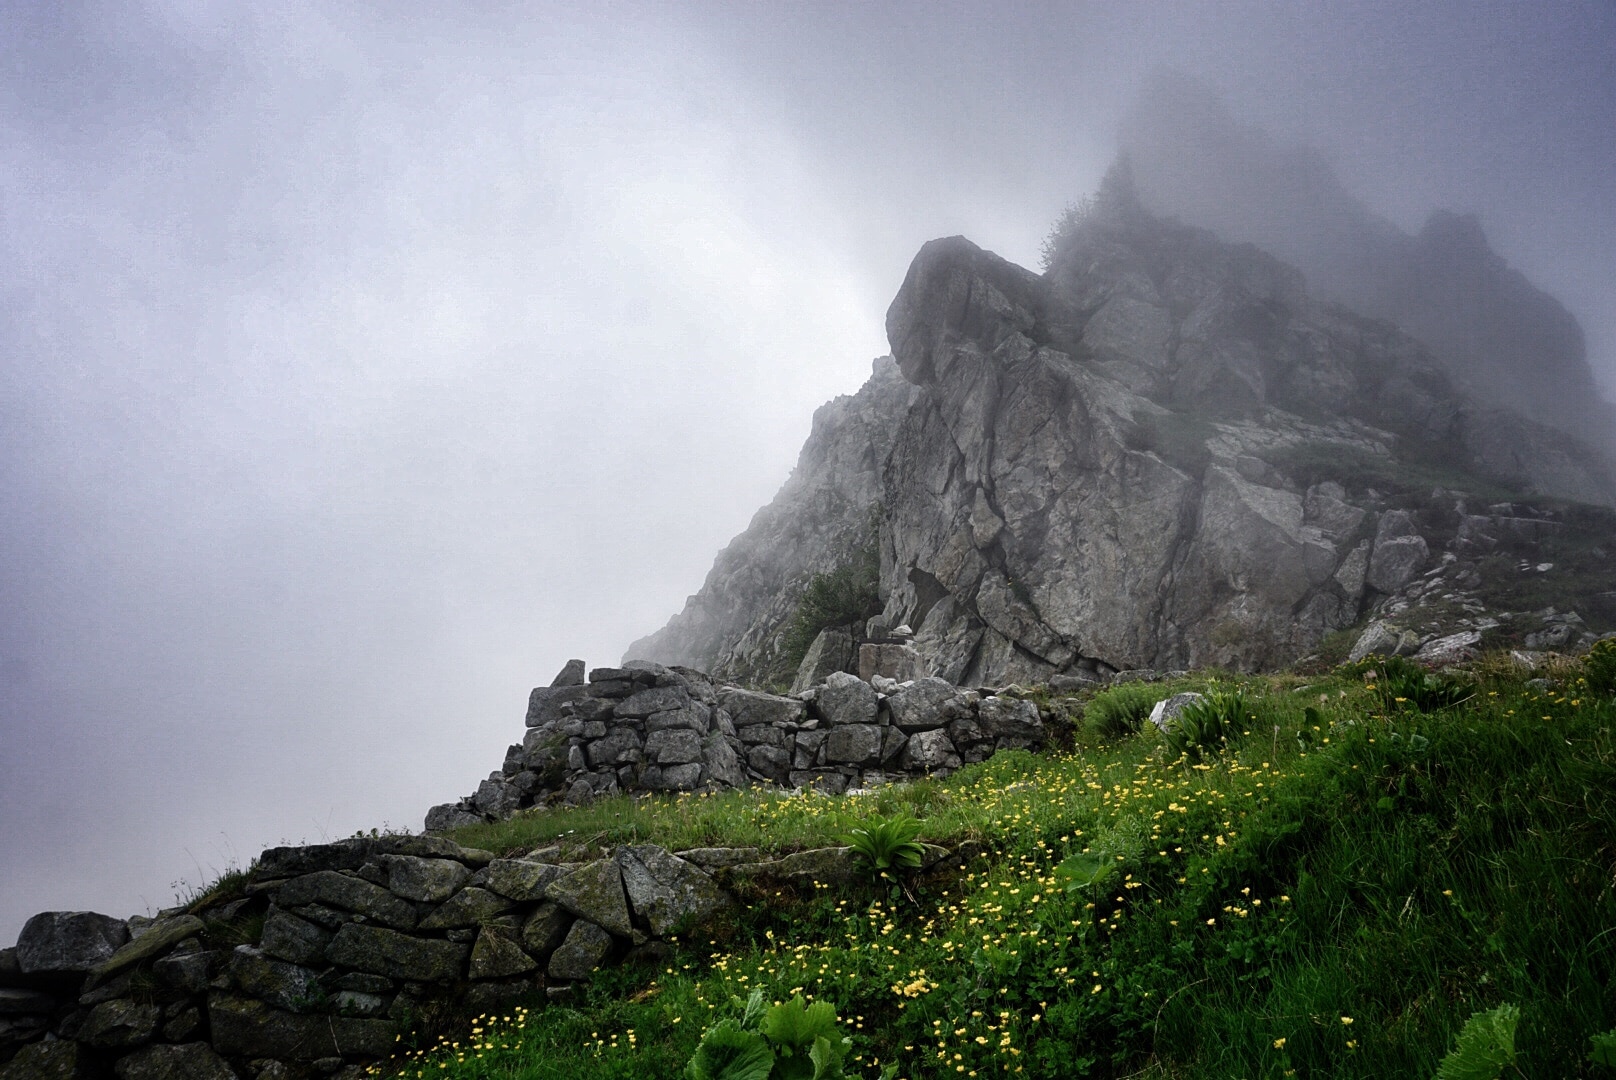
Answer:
[0,1040,92,1080]
[825,724,884,766]
[545,860,633,938]
[16,912,128,974]
[227,948,321,1013]
[1349,621,1403,662]
[644,728,703,765]
[152,949,224,995]
[416,887,518,930]
[887,677,963,732]
[790,627,856,693]
[546,921,614,981]
[551,659,587,687]
[79,999,160,1048]
[520,903,571,960]
[585,728,644,769]
[472,778,522,817]
[1416,629,1482,665]
[674,847,761,869]
[698,733,748,789]
[423,804,486,832]
[615,685,692,719]
[977,696,1044,740]
[641,763,704,791]
[735,724,787,747]
[1147,692,1207,734]
[645,704,711,734]
[719,689,805,728]
[273,872,416,930]
[745,745,792,781]
[727,848,858,889]
[793,729,827,769]
[903,729,959,771]
[1368,512,1429,594]
[481,859,566,902]
[817,671,879,726]
[113,1042,240,1080]
[881,725,910,766]
[255,836,491,880]
[324,924,468,981]
[84,915,203,987]
[616,846,734,937]
[207,994,394,1060]
[526,684,590,729]
[858,643,922,682]
[383,856,472,903]
[468,927,536,980]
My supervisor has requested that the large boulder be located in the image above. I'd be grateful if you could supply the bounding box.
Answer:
[1147,692,1207,735]
[902,729,960,772]
[977,696,1044,741]
[718,689,805,728]
[0,1040,93,1080]
[546,920,614,981]
[790,627,856,693]
[416,887,519,930]
[481,859,567,902]
[207,993,395,1060]
[825,724,883,767]
[382,856,472,903]
[886,677,964,732]
[16,911,128,974]
[257,911,330,967]
[615,846,735,937]
[226,948,321,1014]
[545,860,633,938]
[323,924,468,981]
[816,671,879,726]
[273,872,416,930]
[84,915,203,988]
[468,927,536,980]
[78,999,160,1048]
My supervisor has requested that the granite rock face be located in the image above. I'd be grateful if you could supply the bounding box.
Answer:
[629,170,1616,685]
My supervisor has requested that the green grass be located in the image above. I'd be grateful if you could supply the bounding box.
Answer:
[389,659,1615,1079]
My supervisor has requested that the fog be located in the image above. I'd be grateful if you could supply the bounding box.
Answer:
[3,1,1612,941]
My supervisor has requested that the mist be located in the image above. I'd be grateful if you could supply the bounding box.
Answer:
[3,1,1612,942]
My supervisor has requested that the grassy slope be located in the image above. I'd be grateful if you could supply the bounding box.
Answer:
[380,662,1616,1079]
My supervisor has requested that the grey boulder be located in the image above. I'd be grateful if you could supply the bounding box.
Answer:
[616,846,734,937]
[16,911,129,974]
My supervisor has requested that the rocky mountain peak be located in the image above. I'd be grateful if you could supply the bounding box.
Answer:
[631,191,1616,687]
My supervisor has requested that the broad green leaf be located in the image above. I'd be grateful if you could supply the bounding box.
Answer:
[740,988,767,1029]
[1434,1003,1519,1080]
[760,996,839,1050]
[809,1033,851,1079]
[685,1020,775,1080]
[1055,851,1115,892]
[1590,1028,1616,1067]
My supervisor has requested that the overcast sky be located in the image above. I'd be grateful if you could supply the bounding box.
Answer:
[3,0,1613,942]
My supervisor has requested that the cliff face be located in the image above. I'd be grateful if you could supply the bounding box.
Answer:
[1120,74,1616,460]
[631,175,1616,685]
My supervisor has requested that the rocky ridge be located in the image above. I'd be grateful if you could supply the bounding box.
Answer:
[632,167,1616,687]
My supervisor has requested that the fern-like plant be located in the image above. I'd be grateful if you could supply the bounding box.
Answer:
[1434,1003,1520,1080]
[837,814,928,878]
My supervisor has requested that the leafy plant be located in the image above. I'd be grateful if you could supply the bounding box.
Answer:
[1590,1027,1616,1068]
[1083,682,1163,740]
[1433,1003,1520,1080]
[685,989,874,1080]
[1363,655,1473,713]
[1163,691,1247,763]
[837,814,927,878]
[1584,638,1616,695]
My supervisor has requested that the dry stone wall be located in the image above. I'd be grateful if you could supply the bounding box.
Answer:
[424,660,1049,830]
[0,832,902,1080]
[1,661,1043,1080]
